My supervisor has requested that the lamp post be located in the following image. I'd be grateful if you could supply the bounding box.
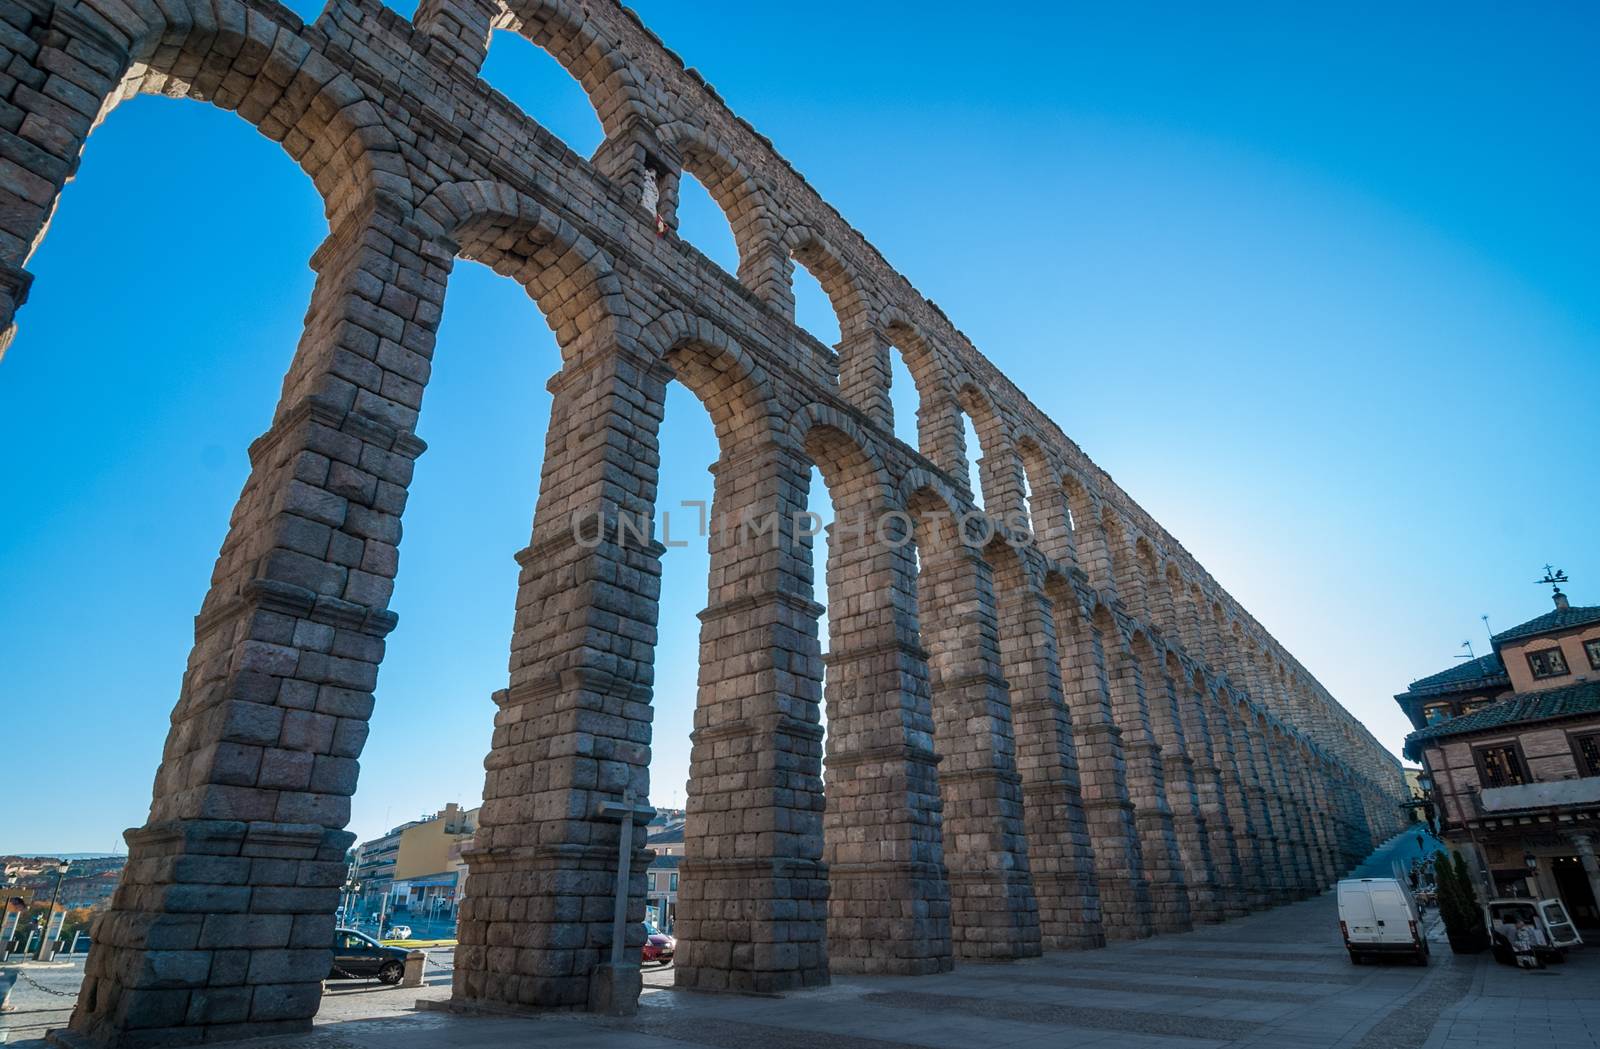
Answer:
[34,860,69,961]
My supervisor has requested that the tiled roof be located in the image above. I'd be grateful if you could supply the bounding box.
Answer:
[1404,679,1600,758]
[647,820,684,845]
[647,852,682,871]
[1492,604,1600,644]
[1402,653,1507,698]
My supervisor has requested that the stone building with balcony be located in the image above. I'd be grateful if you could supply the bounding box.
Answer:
[1400,586,1600,930]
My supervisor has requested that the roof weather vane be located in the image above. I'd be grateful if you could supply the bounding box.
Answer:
[1536,564,1569,597]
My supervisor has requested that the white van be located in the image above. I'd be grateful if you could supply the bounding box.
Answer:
[1338,877,1428,965]
[1486,898,1584,965]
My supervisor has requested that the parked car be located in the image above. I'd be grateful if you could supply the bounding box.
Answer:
[1485,898,1582,966]
[641,921,675,965]
[331,928,410,985]
[1338,878,1428,965]
[385,924,413,941]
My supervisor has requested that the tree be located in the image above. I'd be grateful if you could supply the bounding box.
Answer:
[1433,848,1486,953]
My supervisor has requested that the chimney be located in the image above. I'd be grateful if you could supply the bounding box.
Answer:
[1554,588,1570,611]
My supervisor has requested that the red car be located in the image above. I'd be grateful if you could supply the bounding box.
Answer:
[641,922,675,965]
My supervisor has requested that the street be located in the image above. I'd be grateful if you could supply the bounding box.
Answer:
[4,835,1595,1049]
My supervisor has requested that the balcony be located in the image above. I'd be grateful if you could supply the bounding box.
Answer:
[1479,777,1600,812]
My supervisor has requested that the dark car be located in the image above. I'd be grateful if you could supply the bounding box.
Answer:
[331,928,410,985]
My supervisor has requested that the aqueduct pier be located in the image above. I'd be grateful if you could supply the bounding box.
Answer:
[0,0,1406,1043]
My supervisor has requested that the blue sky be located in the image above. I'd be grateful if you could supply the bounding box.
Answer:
[2,1,1597,852]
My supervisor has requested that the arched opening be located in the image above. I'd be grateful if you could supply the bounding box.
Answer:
[0,96,326,858]
[883,319,960,472]
[791,259,840,348]
[887,343,920,448]
[480,27,609,156]
[960,410,984,507]
[344,256,558,939]
[672,169,742,276]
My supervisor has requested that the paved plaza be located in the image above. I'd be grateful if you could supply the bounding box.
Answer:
[7,892,1594,1049]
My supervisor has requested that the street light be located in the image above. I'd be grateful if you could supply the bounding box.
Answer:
[34,860,69,961]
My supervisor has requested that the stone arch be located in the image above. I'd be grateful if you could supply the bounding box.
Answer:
[3,0,400,307]
[655,120,782,298]
[1133,535,1161,627]
[794,406,955,976]
[416,180,623,352]
[1045,571,1154,939]
[904,478,1041,960]
[1015,434,1073,566]
[880,308,963,472]
[957,381,1025,523]
[638,310,782,448]
[784,224,873,343]
[1096,609,1190,933]
[1064,474,1114,595]
[493,0,659,138]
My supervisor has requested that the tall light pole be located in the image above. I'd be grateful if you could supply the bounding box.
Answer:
[35,860,69,961]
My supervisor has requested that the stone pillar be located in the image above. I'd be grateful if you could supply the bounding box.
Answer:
[1264,730,1307,896]
[454,345,667,1012]
[1230,695,1289,905]
[1027,480,1077,570]
[1067,494,1117,601]
[1178,678,1247,917]
[1206,689,1269,910]
[69,203,441,1047]
[413,0,502,74]
[816,501,951,975]
[837,328,892,431]
[914,520,1040,960]
[1051,585,1152,940]
[674,440,829,993]
[1280,738,1318,895]
[1145,664,1222,922]
[990,551,1104,949]
[1103,630,1190,933]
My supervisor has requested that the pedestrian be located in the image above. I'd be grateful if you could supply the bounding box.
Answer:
[1512,919,1545,970]
[0,966,16,1013]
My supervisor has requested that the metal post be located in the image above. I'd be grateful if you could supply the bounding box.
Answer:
[610,788,635,966]
[35,861,68,962]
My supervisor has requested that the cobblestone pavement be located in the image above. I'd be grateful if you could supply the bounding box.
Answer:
[5,841,1595,1049]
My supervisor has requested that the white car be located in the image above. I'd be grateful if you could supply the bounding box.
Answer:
[385,924,412,940]
[1338,877,1428,965]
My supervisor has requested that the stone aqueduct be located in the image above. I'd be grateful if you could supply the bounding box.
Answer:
[1,0,1405,1043]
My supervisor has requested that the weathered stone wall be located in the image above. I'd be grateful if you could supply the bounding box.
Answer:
[0,0,1407,1043]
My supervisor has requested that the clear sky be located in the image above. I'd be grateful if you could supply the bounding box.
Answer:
[2,1,1596,853]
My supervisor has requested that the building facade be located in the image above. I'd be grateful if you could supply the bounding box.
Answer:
[1401,588,1600,929]
[645,810,685,931]
[351,804,477,920]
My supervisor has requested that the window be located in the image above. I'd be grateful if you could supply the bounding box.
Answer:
[1423,703,1451,725]
[669,873,679,893]
[1572,732,1600,778]
[1526,647,1569,680]
[1474,743,1528,789]
[1585,639,1600,671]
